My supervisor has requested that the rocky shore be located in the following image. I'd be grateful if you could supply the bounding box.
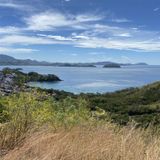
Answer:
[0,68,61,96]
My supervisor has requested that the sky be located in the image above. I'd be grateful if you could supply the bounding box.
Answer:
[0,0,160,64]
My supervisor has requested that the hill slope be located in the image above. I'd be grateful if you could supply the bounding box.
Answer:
[84,81,160,126]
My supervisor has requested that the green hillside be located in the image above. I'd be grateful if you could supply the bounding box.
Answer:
[82,82,160,126]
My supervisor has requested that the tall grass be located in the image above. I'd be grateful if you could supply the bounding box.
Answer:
[2,125,160,160]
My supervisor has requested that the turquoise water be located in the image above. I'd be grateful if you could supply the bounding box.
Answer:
[0,65,160,93]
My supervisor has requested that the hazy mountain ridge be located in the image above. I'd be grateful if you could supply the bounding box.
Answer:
[0,54,148,66]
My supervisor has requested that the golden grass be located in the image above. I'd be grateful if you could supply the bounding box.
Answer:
[2,124,160,160]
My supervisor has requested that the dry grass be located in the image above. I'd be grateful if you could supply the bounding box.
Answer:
[2,124,160,160]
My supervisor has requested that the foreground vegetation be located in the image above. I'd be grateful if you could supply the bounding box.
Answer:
[3,124,160,160]
[0,81,160,159]
[82,81,160,127]
[0,91,92,154]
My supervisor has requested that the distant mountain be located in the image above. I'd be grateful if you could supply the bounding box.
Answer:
[0,54,51,66]
[0,54,95,67]
[0,54,17,63]
[0,54,148,67]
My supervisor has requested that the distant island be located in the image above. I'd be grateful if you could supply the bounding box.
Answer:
[0,54,148,67]
[103,63,121,68]
[120,62,148,66]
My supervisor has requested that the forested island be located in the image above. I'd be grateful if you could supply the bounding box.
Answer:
[103,63,121,68]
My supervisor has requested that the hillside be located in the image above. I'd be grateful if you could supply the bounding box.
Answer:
[0,81,160,159]
[83,81,160,126]
[0,82,160,159]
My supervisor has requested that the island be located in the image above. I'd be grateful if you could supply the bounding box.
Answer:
[103,63,121,68]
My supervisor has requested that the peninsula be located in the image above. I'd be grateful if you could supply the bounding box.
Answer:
[0,68,61,96]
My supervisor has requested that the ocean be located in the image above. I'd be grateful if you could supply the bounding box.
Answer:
[0,65,160,94]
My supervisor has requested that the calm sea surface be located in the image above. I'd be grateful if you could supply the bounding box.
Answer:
[0,65,160,94]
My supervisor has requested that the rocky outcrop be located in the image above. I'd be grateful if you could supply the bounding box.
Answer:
[0,68,61,96]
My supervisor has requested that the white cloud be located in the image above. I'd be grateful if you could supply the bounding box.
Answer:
[71,53,78,56]
[154,8,159,12]
[0,2,32,11]
[88,52,105,55]
[0,2,23,9]
[1,31,160,52]
[25,11,103,31]
[76,14,103,22]
[111,18,131,23]
[74,37,160,52]
[0,35,59,45]
[0,26,22,34]
[38,34,74,41]
[0,10,159,53]
[0,47,38,53]
[116,33,132,37]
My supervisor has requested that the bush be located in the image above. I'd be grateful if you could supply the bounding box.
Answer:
[0,91,92,150]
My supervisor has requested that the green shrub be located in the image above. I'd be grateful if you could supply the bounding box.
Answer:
[0,91,92,150]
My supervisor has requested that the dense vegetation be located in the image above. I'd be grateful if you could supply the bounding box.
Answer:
[1,81,160,159]
[81,82,160,127]
[38,83,160,127]
[0,91,95,152]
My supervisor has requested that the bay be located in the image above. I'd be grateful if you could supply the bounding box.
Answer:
[0,65,160,94]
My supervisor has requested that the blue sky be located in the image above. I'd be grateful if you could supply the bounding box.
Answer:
[0,0,160,64]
